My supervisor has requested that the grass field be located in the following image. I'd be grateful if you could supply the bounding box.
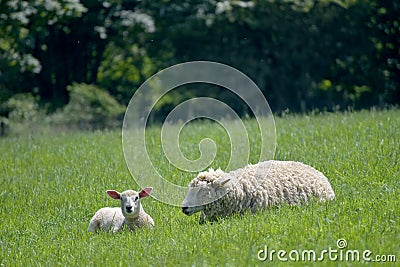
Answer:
[1,109,399,266]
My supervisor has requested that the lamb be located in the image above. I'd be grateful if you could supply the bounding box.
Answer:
[182,160,335,223]
[88,187,154,233]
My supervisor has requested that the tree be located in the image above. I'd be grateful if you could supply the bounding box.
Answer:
[1,0,398,117]
[0,0,87,103]
[1,0,155,108]
[140,0,383,111]
[369,0,400,104]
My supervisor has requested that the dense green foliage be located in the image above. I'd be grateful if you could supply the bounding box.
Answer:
[0,93,44,136]
[0,84,125,135]
[51,83,126,130]
[0,0,399,116]
[0,109,399,266]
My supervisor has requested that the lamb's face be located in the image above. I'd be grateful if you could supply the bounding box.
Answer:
[182,176,231,216]
[106,188,152,219]
[119,190,141,219]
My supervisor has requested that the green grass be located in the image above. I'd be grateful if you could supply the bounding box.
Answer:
[1,109,399,266]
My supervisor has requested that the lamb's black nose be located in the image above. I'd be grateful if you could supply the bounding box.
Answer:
[182,207,189,214]
[126,206,132,213]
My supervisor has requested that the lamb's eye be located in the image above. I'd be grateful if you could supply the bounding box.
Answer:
[134,196,139,201]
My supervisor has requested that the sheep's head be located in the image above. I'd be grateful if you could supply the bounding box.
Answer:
[182,170,231,216]
[107,187,152,219]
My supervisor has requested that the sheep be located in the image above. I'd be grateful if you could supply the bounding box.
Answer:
[182,160,335,223]
[88,187,154,233]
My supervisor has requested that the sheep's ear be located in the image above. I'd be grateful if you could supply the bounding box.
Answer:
[106,190,121,199]
[215,177,231,187]
[139,187,153,198]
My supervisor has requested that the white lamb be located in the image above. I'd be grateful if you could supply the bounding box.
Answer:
[182,160,335,223]
[88,187,154,233]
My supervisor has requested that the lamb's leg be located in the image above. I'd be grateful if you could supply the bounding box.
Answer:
[111,221,125,233]
[88,219,99,233]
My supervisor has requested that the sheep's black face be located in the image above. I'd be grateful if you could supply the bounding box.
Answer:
[182,205,202,215]
[182,175,232,216]
[181,185,218,215]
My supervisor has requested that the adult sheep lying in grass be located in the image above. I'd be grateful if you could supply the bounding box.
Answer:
[182,160,335,223]
[88,187,154,233]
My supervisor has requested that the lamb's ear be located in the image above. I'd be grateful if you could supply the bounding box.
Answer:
[139,187,153,198]
[106,190,121,199]
[215,176,231,187]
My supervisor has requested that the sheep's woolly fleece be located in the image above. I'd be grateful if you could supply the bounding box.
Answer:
[182,160,335,222]
[88,207,126,233]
